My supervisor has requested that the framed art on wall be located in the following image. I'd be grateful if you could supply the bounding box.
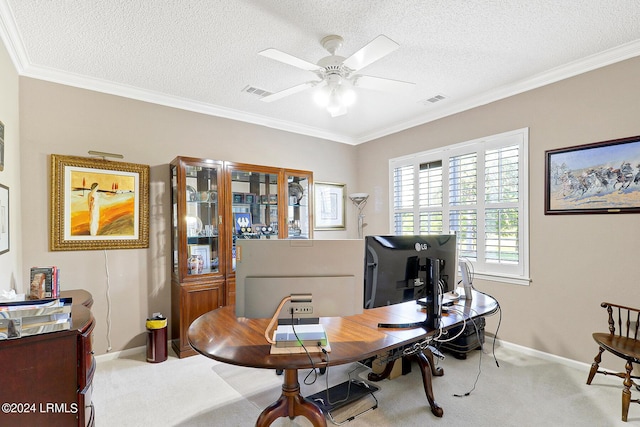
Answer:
[314,182,346,230]
[50,154,150,250]
[0,184,8,255]
[545,135,640,214]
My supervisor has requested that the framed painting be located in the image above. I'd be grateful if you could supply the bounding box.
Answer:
[0,184,8,255]
[50,154,150,250]
[314,182,346,230]
[545,135,640,214]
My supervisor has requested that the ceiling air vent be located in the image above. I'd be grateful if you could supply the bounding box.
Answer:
[242,85,273,98]
[419,94,446,106]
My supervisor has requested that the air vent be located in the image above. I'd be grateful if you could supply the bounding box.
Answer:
[242,85,273,98]
[419,94,446,106]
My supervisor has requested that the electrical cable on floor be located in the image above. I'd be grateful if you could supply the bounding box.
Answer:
[103,249,112,352]
[288,311,319,385]
[453,314,483,397]
[321,349,360,406]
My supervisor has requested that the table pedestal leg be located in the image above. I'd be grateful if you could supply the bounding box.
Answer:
[256,369,327,427]
[413,349,444,417]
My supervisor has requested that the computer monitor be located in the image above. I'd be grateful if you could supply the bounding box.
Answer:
[363,234,457,329]
[235,239,364,322]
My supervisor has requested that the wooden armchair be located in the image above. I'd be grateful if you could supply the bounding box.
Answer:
[586,302,640,422]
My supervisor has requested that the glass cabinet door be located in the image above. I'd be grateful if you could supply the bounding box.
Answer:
[185,163,221,276]
[171,158,223,279]
[285,171,313,239]
[227,165,281,273]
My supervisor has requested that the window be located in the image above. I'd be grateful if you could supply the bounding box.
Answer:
[390,128,530,285]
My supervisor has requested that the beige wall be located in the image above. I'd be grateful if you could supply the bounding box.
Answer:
[0,37,21,292]
[18,79,356,354]
[356,56,640,366]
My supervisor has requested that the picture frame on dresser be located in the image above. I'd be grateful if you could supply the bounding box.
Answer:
[50,154,150,250]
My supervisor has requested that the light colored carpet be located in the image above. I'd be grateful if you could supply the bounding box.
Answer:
[92,342,633,426]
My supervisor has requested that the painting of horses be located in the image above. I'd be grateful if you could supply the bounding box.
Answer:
[50,154,149,250]
[545,135,640,214]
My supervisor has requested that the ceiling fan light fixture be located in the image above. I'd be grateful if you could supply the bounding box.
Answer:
[327,92,343,115]
[316,78,356,115]
[340,84,357,107]
[314,85,331,107]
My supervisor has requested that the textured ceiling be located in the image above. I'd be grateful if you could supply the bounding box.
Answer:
[1,1,640,144]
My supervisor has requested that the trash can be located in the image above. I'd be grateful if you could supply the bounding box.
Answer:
[146,313,167,363]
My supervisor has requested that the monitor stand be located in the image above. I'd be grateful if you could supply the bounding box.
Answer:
[378,296,440,330]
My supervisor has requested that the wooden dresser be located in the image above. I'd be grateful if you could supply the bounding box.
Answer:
[0,289,95,427]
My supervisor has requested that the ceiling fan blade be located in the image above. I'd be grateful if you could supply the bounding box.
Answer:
[259,81,317,103]
[259,48,321,72]
[353,75,415,95]
[342,35,399,72]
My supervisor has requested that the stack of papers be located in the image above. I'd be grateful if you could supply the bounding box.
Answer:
[0,298,72,340]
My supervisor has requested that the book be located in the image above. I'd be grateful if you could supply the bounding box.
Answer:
[29,266,60,299]
[29,273,46,300]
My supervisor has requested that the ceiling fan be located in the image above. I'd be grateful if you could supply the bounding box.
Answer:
[257,34,415,117]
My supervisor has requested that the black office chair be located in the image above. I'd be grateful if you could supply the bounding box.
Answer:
[586,302,640,422]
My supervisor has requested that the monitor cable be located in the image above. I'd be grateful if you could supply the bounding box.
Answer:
[287,310,323,386]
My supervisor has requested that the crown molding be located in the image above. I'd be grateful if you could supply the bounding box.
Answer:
[355,39,640,144]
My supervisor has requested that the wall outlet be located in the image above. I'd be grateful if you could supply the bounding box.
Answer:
[290,305,313,314]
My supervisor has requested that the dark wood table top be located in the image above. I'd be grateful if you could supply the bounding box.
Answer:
[188,290,498,370]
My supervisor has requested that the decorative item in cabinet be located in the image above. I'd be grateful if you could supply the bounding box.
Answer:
[285,170,313,239]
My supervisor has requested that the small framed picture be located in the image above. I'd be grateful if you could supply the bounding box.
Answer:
[189,244,211,271]
[314,182,346,230]
[233,212,252,233]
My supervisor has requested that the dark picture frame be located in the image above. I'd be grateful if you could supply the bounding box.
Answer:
[50,154,150,250]
[545,135,640,214]
[0,183,8,255]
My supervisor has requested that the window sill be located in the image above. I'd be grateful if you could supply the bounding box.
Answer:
[473,271,531,286]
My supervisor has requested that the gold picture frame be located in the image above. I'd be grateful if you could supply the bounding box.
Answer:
[50,154,149,251]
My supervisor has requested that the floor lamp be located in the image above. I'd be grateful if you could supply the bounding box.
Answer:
[349,193,369,239]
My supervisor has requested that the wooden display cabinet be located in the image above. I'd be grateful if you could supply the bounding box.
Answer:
[170,157,226,358]
[170,157,313,358]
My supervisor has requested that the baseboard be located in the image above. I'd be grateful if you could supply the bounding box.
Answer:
[95,341,175,363]
[485,334,592,372]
